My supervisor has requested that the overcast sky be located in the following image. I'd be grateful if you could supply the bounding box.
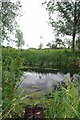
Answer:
[19,0,55,48]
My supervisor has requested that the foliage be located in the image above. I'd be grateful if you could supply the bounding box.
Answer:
[47,39,66,49]
[18,48,80,70]
[1,1,22,43]
[46,42,52,48]
[43,81,79,118]
[2,48,24,119]
[76,36,80,49]
[42,0,80,50]
[38,43,43,49]
[2,47,80,119]
[2,47,80,70]
[0,48,2,119]
[15,29,25,49]
[55,38,65,48]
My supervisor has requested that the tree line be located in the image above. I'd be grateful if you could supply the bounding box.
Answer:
[1,0,80,50]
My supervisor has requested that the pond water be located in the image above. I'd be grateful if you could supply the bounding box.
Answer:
[18,71,79,95]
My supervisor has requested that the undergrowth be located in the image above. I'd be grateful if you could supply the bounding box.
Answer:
[2,47,80,119]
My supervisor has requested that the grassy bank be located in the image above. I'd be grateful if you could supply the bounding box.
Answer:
[2,81,80,119]
[21,49,80,69]
[2,47,80,119]
[2,47,80,69]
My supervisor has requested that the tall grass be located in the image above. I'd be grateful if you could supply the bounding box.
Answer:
[2,47,24,119]
[2,47,80,119]
[21,81,79,119]
[43,81,79,118]
[19,49,80,69]
[3,48,80,69]
[0,47,2,118]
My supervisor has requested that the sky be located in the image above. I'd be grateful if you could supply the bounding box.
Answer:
[19,0,55,49]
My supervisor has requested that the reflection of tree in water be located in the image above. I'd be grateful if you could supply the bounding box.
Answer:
[39,75,42,79]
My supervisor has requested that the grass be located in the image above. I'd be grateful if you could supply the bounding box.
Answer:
[43,82,79,118]
[2,47,80,119]
[21,49,80,69]
[2,47,80,70]
[2,81,79,119]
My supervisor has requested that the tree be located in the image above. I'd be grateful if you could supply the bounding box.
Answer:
[46,41,57,49]
[46,42,52,48]
[76,36,80,49]
[1,1,22,43]
[55,38,65,48]
[65,38,72,49]
[42,0,80,50]
[15,29,25,49]
[38,43,43,49]
[46,39,65,49]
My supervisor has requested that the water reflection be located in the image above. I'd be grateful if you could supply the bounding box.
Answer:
[19,71,79,94]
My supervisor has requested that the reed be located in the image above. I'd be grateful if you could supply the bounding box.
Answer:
[2,47,80,119]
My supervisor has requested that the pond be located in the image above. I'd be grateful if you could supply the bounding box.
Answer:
[18,70,79,95]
